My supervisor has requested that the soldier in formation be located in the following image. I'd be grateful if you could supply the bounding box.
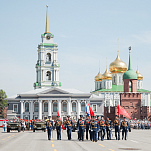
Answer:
[114,115,120,140]
[121,117,129,140]
[55,116,62,140]
[77,115,85,141]
[46,116,53,140]
[65,116,73,140]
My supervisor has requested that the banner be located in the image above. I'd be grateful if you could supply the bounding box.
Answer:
[57,108,61,120]
[88,104,95,117]
[118,105,131,119]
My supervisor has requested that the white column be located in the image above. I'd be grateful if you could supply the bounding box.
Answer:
[20,100,24,119]
[68,98,71,116]
[38,100,42,120]
[58,100,61,116]
[30,101,33,120]
[77,100,81,119]
[48,100,52,117]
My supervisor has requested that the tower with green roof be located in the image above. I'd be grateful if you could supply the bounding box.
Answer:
[123,47,137,92]
[34,5,61,89]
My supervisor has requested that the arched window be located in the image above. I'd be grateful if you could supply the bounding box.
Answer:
[63,102,67,112]
[100,83,101,89]
[44,102,48,112]
[46,53,51,62]
[53,102,57,112]
[72,102,76,112]
[25,102,29,112]
[119,76,121,83]
[34,102,39,112]
[129,81,132,92]
[46,71,51,80]
[114,76,115,83]
[81,102,85,112]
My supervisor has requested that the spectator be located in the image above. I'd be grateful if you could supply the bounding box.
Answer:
[3,121,7,132]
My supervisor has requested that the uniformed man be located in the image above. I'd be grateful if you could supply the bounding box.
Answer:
[65,116,73,140]
[121,117,129,140]
[114,115,120,140]
[96,115,100,140]
[90,116,99,142]
[77,115,85,141]
[89,118,93,141]
[85,115,90,140]
[55,116,62,140]
[46,116,53,140]
[99,116,106,141]
[106,116,112,140]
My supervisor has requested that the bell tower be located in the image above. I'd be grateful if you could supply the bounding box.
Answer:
[34,5,61,89]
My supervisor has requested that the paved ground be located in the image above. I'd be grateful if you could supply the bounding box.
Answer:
[0,128,151,151]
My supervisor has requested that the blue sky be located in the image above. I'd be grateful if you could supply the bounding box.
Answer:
[0,0,151,97]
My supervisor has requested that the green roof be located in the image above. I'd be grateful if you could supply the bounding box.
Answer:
[40,43,57,47]
[95,85,151,93]
[123,52,137,80]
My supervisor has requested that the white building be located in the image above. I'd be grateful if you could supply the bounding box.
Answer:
[6,5,104,120]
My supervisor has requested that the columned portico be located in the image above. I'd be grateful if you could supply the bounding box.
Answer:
[20,100,24,119]
[68,98,71,116]
[30,101,33,120]
[38,100,42,119]
[58,100,61,115]
[48,100,52,117]
[77,100,81,118]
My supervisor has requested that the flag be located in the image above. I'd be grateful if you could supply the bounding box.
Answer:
[57,108,61,120]
[62,124,66,130]
[88,104,95,117]
[86,105,90,117]
[118,105,131,119]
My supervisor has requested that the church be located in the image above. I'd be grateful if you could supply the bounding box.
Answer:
[93,47,151,121]
[6,5,104,121]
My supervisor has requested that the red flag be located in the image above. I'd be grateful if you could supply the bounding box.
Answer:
[118,105,131,119]
[88,104,95,117]
[57,108,61,120]
[62,124,66,130]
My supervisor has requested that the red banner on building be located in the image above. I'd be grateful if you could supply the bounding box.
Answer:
[118,105,131,119]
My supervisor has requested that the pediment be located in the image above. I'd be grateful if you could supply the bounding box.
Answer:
[41,88,69,94]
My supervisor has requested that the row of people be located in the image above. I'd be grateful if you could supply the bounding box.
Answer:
[46,115,129,141]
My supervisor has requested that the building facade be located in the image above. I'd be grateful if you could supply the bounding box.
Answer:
[6,5,104,120]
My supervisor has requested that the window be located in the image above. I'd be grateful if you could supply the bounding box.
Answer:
[100,83,101,88]
[25,102,29,112]
[92,104,97,112]
[34,102,39,112]
[81,102,85,112]
[46,53,51,62]
[46,71,51,80]
[13,104,18,112]
[119,76,121,83]
[44,102,48,112]
[63,102,67,112]
[72,102,76,112]
[114,76,115,83]
[53,102,57,112]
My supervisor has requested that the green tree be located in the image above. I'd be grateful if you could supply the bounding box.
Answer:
[0,89,7,118]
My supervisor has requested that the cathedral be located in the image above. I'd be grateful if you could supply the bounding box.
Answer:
[93,47,151,121]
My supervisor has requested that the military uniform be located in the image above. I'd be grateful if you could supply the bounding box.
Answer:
[114,118,120,140]
[121,119,129,140]
[47,119,53,140]
[106,119,112,140]
[85,118,90,140]
[96,117,100,140]
[65,117,73,140]
[89,119,93,141]
[99,119,106,141]
[77,117,85,141]
[55,118,62,140]
[90,118,99,142]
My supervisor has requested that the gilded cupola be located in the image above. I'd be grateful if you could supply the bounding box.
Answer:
[95,68,102,81]
[109,51,127,73]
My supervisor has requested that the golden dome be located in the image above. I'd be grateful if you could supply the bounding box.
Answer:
[102,68,112,80]
[136,67,143,80]
[109,52,127,73]
[95,69,102,81]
